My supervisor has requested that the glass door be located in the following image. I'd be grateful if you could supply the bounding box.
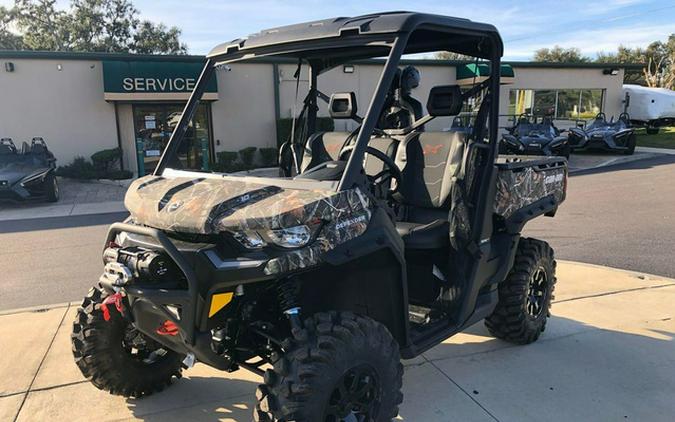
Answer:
[133,102,211,175]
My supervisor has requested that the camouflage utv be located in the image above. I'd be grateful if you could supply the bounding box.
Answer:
[72,12,567,422]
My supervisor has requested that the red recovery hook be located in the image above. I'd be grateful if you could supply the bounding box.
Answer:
[100,292,125,321]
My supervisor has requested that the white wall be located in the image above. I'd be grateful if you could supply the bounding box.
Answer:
[0,59,118,165]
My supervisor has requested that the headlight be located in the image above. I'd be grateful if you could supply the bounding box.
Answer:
[267,225,314,249]
[232,231,266,249]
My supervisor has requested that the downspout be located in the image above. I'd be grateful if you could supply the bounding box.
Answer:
[113,101,124,171]
[272,63,281,146]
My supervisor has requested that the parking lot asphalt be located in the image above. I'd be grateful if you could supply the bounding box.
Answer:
[2,153,675,311]
[526,153,675,278]
[1,261,673,422]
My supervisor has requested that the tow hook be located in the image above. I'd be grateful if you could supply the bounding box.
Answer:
[156,320,179,336]
[99,292,126,322]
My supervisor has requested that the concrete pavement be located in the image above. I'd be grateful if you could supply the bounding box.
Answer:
[0,178,128,222]
[1,261,673,421]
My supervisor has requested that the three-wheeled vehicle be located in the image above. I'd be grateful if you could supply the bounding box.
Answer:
[568,112,636,155]
[0,137,59,202]
[500,114,570,158]
[72,12,567,421]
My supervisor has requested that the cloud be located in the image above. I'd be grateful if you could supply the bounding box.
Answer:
[504,23,674,60]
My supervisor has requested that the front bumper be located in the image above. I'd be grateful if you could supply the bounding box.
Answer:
[0,170,52,201]
[568,130,634,152]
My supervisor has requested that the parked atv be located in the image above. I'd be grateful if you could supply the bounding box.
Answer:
[72,12,567,421]
[0,137,59,202]
[500,115,570,158]
[568,112,636,155]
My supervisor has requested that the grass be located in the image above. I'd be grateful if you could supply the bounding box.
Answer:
[635,126,675,149]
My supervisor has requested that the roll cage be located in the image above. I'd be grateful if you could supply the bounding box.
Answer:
[155,11,504,248]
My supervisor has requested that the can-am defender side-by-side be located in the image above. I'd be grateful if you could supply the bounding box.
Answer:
[568,112,637,155]
[499,115,570,158]
[0,137,59,202]
[72,12,567,421]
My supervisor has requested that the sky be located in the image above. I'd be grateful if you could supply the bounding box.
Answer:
[2,0,674,60]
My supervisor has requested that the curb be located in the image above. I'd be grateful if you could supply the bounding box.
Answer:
[557,259,675,282]
[568,151,663,174]
[635,146,675,155]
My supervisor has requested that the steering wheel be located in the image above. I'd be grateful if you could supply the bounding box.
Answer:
[339,145,402,197]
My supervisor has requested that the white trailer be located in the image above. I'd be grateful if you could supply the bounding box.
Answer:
[623,84,675,134]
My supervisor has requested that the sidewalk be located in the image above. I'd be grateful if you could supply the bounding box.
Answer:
[0,178,128,221]
[1,261,673,422]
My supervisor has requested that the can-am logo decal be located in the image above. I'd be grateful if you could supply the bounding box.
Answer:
[168,200,184,212]
[335,214,367,230]
[544,174,564,184]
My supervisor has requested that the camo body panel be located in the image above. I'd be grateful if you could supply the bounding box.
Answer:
[494,166,566,219]
[124,175,372,275]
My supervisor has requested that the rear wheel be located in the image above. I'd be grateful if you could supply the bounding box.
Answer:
[485,238,556,344]
[45,174,59,202]
[646,126,659,135]
[254,311,403,422]
[71,285,184,397]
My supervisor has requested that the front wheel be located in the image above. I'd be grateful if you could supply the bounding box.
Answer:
[485,238,556,344]
[45,174,59,202]
[71,285,184,397]
[255,311,403,422]
[623,133,637,155]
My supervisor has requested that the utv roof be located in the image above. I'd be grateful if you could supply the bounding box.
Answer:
[207,11,503,62]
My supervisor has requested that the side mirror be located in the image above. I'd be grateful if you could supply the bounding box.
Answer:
[426,85,463,116]
[329,92,357,119]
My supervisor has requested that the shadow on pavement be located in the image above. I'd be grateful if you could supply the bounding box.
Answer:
[125,376,257,421]
[0,211,128,234]
[120,314,673,421]
[571,153,675,177]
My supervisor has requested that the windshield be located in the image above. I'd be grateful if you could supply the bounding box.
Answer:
[155,36,499,192]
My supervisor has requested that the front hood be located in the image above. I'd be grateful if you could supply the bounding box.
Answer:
[0,161,51,185]
[125,175,371,235]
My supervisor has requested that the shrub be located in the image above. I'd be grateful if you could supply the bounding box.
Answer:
[56,151,132,180]
[276,117,334,148]
[56,156,98,179]
[91,148,122,172]
[239,147,257,169]
[259,147,278,167]
[212,151,241,173]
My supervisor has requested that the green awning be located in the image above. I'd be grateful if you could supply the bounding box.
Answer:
[456,63,514,85]
[102,60,218,101]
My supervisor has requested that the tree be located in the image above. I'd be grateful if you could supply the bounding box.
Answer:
[0,6,24,50]
[434,51,472,61]
[0,0,187,54]
[533,45,590,63]
[596,36,674,89]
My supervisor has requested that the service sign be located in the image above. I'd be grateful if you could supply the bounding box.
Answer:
[102,60,218,101]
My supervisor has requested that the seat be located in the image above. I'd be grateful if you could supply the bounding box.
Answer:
[396,220,449,250]
[300,131,351,172]
[394,131,466,249]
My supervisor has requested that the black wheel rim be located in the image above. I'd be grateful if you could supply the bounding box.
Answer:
[324,364,380,422]
[122,324,169,365]
[527,267,548,318]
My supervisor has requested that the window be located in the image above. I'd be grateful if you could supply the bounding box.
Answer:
[509,89,604,120]
[133,102,211,175]
[580,90,604,119]
[556,90,581,119]
[532,90,556,116]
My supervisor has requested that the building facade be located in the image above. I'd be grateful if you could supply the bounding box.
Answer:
[0,51,638,176]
